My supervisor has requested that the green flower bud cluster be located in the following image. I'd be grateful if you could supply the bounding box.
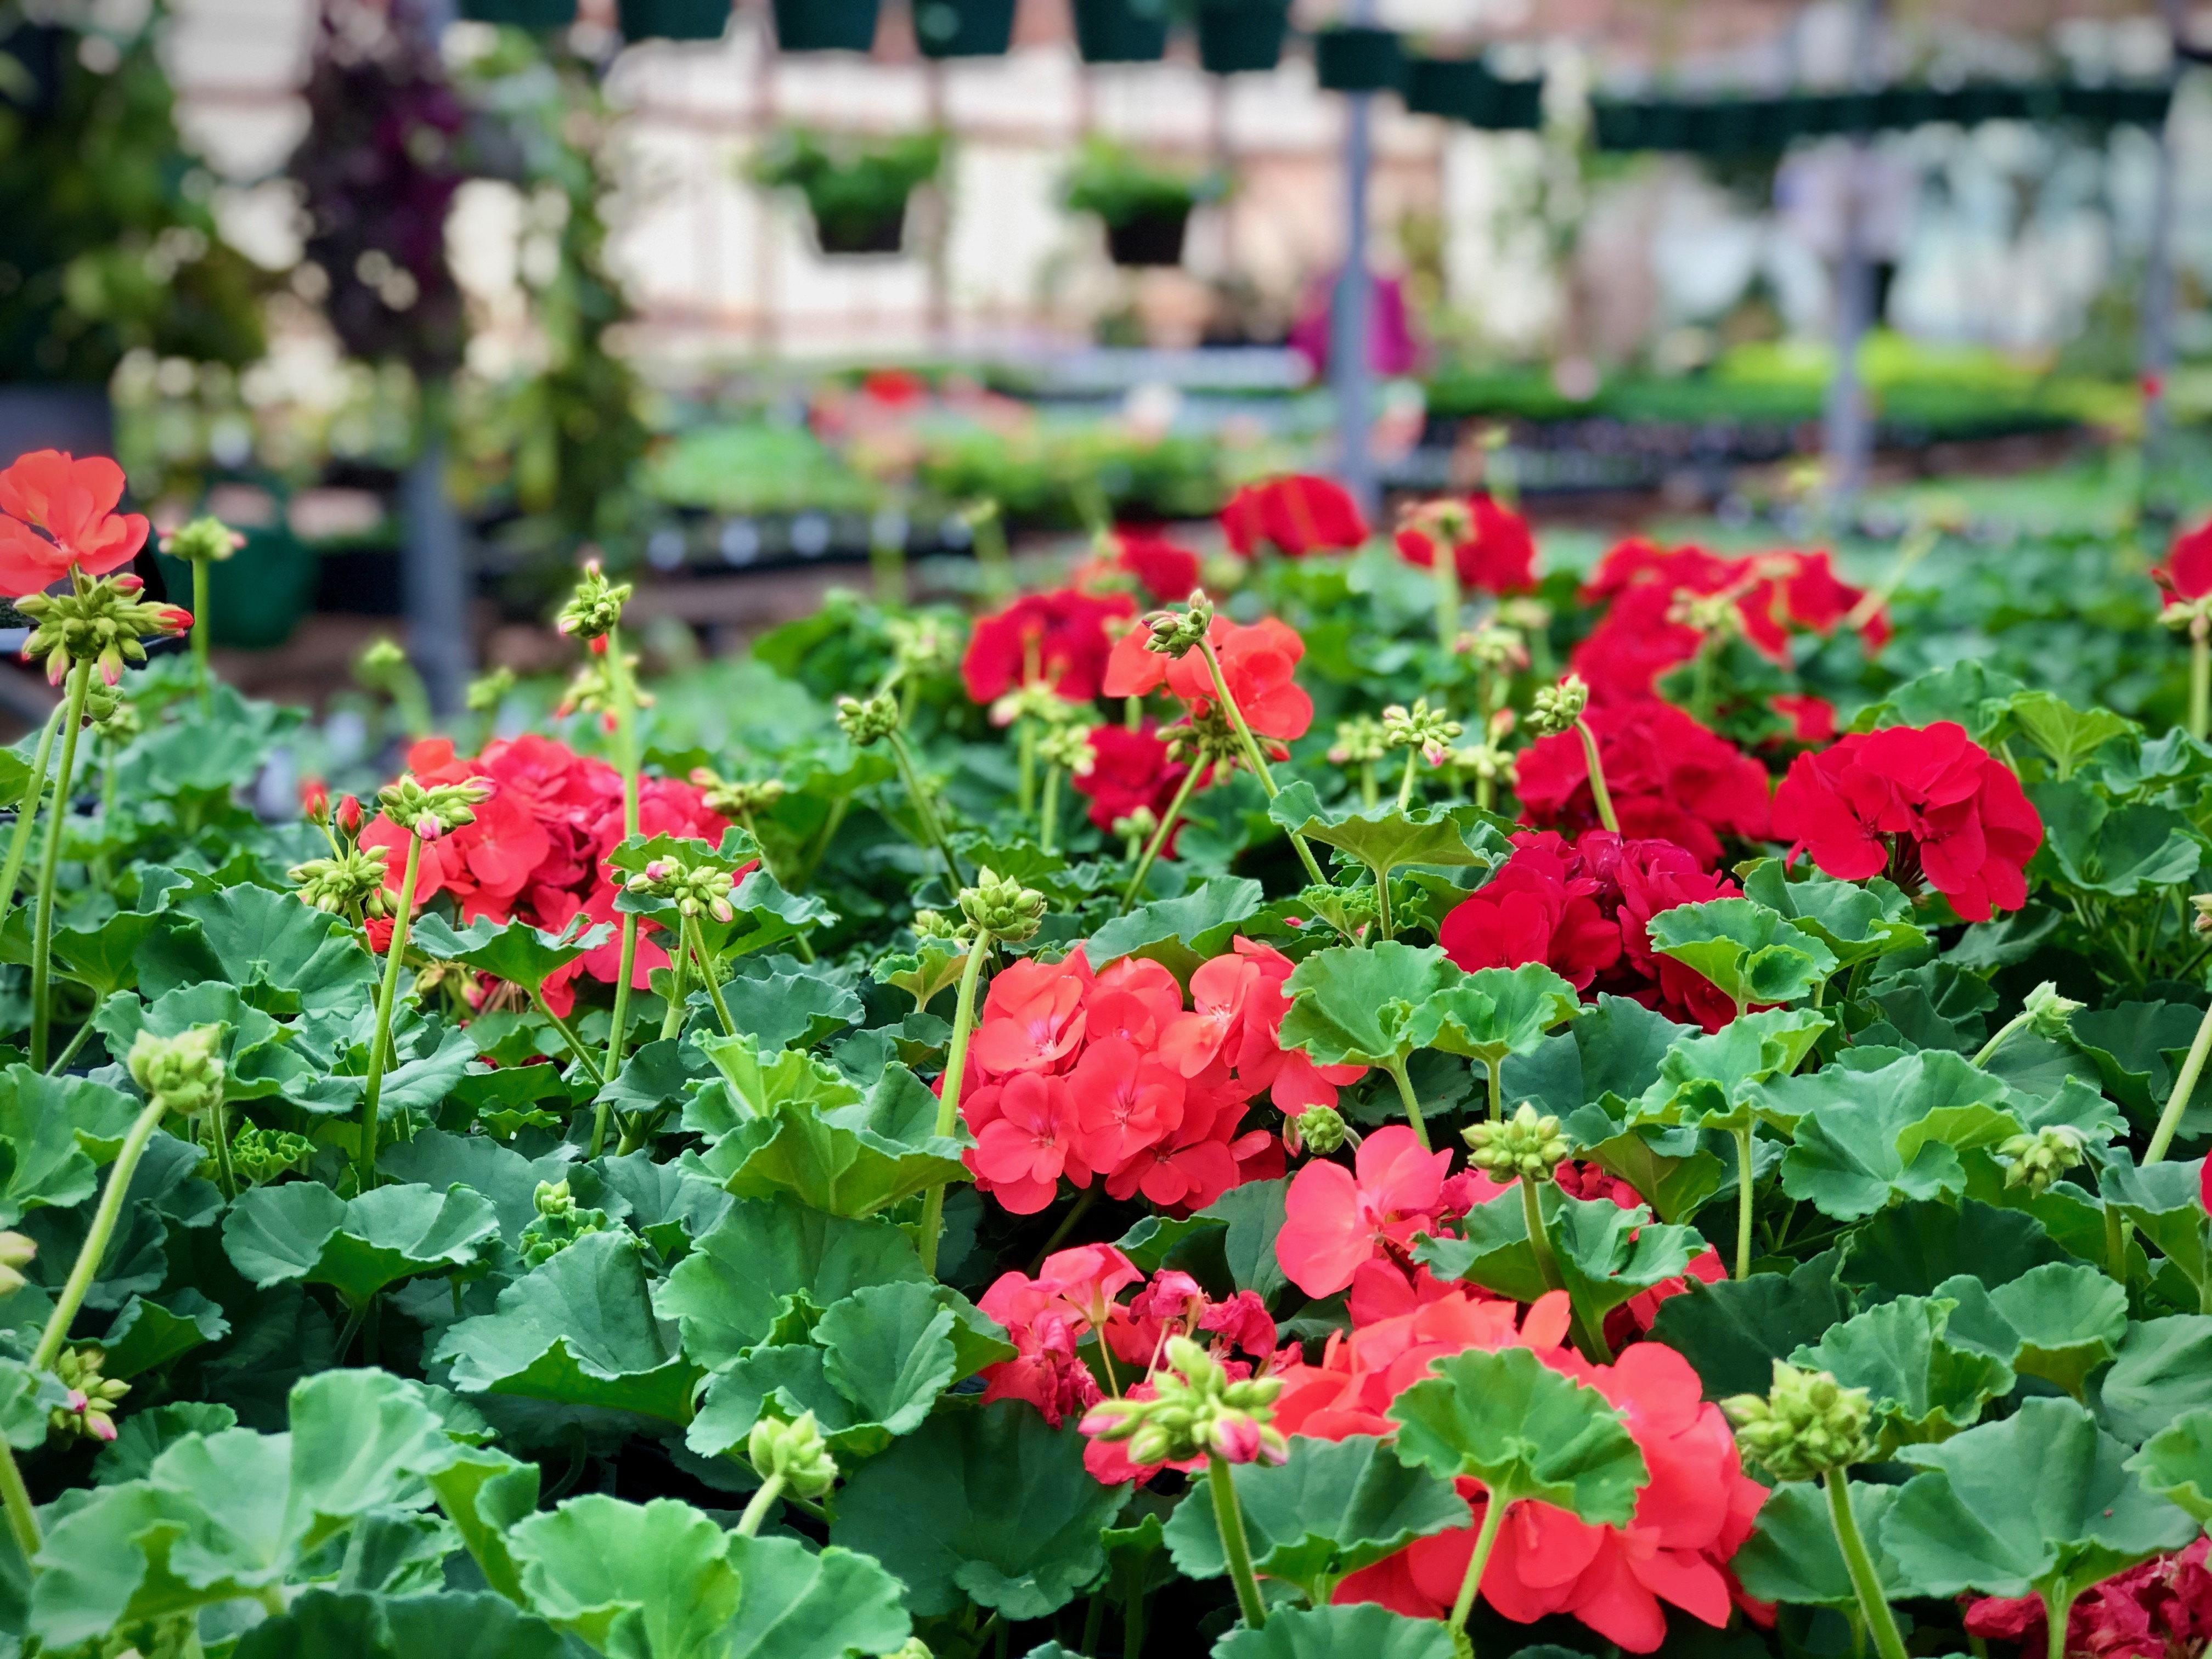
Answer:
[52,1346,128,1444]
[1037,722,1096,774]
[992,682,1085,729]
[520,1178,611,1268]
[1497,597,1551,634]
[18,575,191,686]
[625,852,738,923]
[748,1410,839,1499]
[1382,698,1464,765]
[1080,1336,1287,1468]
[1527,675,1590,738]
[85,687,139,742]
[556,652,650,721]
[377,776,493,842]
[161,515,245,564]
[1998,1124,2089,1194]
[466,665,517,713]
[2021,980,2085,1040]
[836,691,901,747]
[1724,1362,1873,1481]
[959,867,1047,943]
[1163,705,1243,771]
[224,1124,314,1188]
[1291,1104,1350,1155]
[910,908,962,941]
[128,1025,225,1118]
[555,561,633,643]
[1301,882,1378,924]
[689,767,787,820]
[1142,593,1214,659]
[357,637,410,676]
[0,1231,33,1297]
[289,847,398,918]
[1328,715,1389,766]
[888,614,962,679]
[1457,624,1528,673]
[1464,1102,1570,1181]
[1111,806,1160,844]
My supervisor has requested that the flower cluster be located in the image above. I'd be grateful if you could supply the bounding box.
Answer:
[1514,701,1773,868]
[1394,493,1537,594]
[1069,723,1192,841]
[1098,527,1203,602]
[359,736,728,1008]
[1103,614,1316,743]
[0,450,150,594]
[1968,1539,2212,1659]
[1219,473,1368,558]
[960,940,1363,1216]
[961,589,1137,704]
[1276,1126,1504,1298]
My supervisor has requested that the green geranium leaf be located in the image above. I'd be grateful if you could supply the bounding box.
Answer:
[224,1182,500,1307]
[1268,780,1510,881]
[1945,1263,2130,1398]
[1388,1346,1646,1522]
[725,1532,912,1659]
[232,1589,568,1659]
[51,909,162,998]
[1415,1184,1703,1324]
[1645,899,1839,1012]
[1733,1480,1909,1610]
[1162,1434,1469,1596]
[1775,1050,2020,1220]
[2031,781,2205,899]
[691,1079,969,1220]
[1646,1252,1855,1400]
[0,1064,142,1224]
[157,883,380,1018]
[717,961,865,1052]
[1850,661,2026,743]
[1634,1007,1832,1135]
[409,912,608,994]
[425,1447,540,1605]
[691,871,836,964]
[691,1034,858,1128]
[2096,1316,2212,1446]
[2125,1407,2212,1523]
[2070,1002,2203,1124]
[1504,994,1686,1119]
[871,940,970,1014]
[100,1290,229,1380]
[1279,941,1460,1069]
[1211,1604,1459,1659]
[94,1402,239,1485]
[433,1232,701,1425]
[1878,1397,2196,1604]
[95,980,308,1102]
[0,1356,67,1451]
[830,1402,1127,1621]
[2008,692,2135,780]
[376,1129,576,1242]
[1408,963,1581,1068]
[1841,1199,2070,1300]
[2100,1156,2212,1300]
[1086,876,1266,985]
[1792,1296,2013,1455]
[1739,859,1928,969]
[509,1495,741,1659]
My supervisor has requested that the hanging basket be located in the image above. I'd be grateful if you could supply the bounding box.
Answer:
[1104,205,1189,267]
[618,0,727,40]
[811,201,910,256]
[1192,0,1288,75]
[1071,0,1168,63]
[913,0,1014,58]
[1313,25,1403,93]
[459,0,575,28]
[771,0,878,51]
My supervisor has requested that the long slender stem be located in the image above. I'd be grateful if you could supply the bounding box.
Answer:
[1972,1011,2033,1070]
[1397,747,1419,812]
[1081,1589,1107,1658]
[1039,763,1060,857]
[208,1097,236,1203]
[45,1011,95,1076]
[357,833,424,1194]
[1123,1542,1148,1659]
[35,1099,167,1368]
[1383,1056,1430,1150]
[1446,1492,1510,1643]
[192,558,213,713]
[2147,996,2212,1165]
[736,1472,786,1538]
[0,1443,39,1562]
[1359,758,1378,810]
[685,913,736,1038]
[0,701,64,935]
[28,663,92,1071]
[1431,543,1460,652]
[918,940,989,1276]
[1207,1453,1267,1630]
[1017,719,1035,819]
[588,620,646,1158]
[1571,717,1620,834]
[527,988,605,1087]
[1734,1125,1756,1282]
[657,927,692,1043]
[1521,1175,1611,1362]
[1121,763,1203,911]
[885,730,962,891]
[2192,623,2209,744]
[1484,1058,1503,1124]
[1824,1470,1910,1659]
[599,917,639,1095]
[1195,639,1328,888]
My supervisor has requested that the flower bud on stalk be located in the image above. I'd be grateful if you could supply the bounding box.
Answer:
[1528,674,1590,738]
[555,560,633,644]
[1724,1362,1874,1482]
[1079,1337,1288,1469]
[1383,698,1464,768]
[1997,1124,2089,1194]
[1142,593,1214,659]
[835,691,901,747]
[958,867,1047,945]
[625,851,738,924]
[161,516,244,566]
[0,1233,33,1299]
[747,1410,840,1500]
[376,776,492,842]
[466,665,517,713]
[127,1025,226,1119]
[1288,1103,1350,1155]
[1463,1102,1570,1181]
[1037,721,1096,775]
[689,769,787,820]
[16,575,190,686]
[50,1347,127,1444]
[289,848,398,919]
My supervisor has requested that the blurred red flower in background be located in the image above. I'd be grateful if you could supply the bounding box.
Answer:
[1220,475,1368,558]
[1395,494,1538,594]
[962,589,1137,704]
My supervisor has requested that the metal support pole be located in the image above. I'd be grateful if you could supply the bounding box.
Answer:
[1330,0,1379,517]
[1822,0,1883,511]
[2141,0,2187,512]
[402,383,471,719]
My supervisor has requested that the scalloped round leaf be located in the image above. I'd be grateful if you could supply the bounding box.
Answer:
[233,1589,567,1658]
[1415,1185,1702,1323]
[725,1532,912,1659]
[1646,1251,1853,1402]
[223,1182,500,1307]
[1646,898,1838,1011]
[510,1494,741,1659]
[1777,1051,2022,1221]
[1733,1480,1910,1610]
[1791,1295,2012,1455]
[2096,1315,2212,1446]
[1408,962,1581,1066]
[2125,1407,2212,1523]
[1210,1599,1460,1659]
[1280,941,1461,1069]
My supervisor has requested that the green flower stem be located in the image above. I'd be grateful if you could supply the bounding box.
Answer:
[606,625,642,838]
[1823,1469,1910,1659]
[0,1442,39,1561]
[28,662,93,1071]
[1520,1175,1611,1363]
[685,913,737,1038]
[885,730,962,891]
[192,557,213,712]
[2106,1200,2130,1281]
[1396,747,1419,812]
[657,927,692,1043]
[1080,1589,1107,1658]
[527,988,605,1088]
[1370,860,1396,943]
[1483,1057,1504,1124]
[1382,1057,1430,1150]
[1195,639,1329,889]
[1734,1126,1757,1283]
[1972,1011,2035,1069]
[35,1098,167,1369]
[208,1098,237,1203]
[1446,1487,1509,1645]
[1359,758,1378,810]
[0,699,64,935]
[1122,1543,1149,1659]
[1017,719,1036,819]
[1431,544,1461,653]
[1206,1452,1267,1631]
[2042,1594,2073,1659]
[599,918,639,1101]
[735,1473,785,1538]
[46,1011,96,1076]
[918,939,989,1277]
[1689,639,1717,727]
[1571,717,1620,834]
[2147,996,2212,1165]
[1039,763,1061,857]
[2192,620,2209,744]
[357,832,424,1194]
[1121,763,1203,911]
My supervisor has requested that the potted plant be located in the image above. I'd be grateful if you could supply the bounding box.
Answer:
[1313,24,1403,93]
[616,0,728,40]
[460,0,576,29]
[1060,140,1227,268]
[1188,0,1289,75]
[771,0,878,51]
[912,0,1014,58]
[1071,0,1168,63]
[752,128,946,256]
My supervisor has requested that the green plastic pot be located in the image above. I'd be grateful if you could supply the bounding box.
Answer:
[156,523,318,653]
[1588,99,1646,151]
[1071,0,1167,63]
[1404,57,1487,119]
[459,0,575,27]
[812,201,909,256]
[912,0,1013,57]
[1192,0,1288,75]
[1313,25,1403,93]
[1487,74,1542,130]
[771,0,878,50]
[618,0,728,40]
[1104,204,1188,267]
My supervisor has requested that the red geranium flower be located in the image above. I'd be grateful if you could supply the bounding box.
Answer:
[1102,615,1314,742]
[1438,832,1622,990]
[1770,721,2043,922]
[1276,1126,1453,1297]
[1513,702,1771,868]
[1770,693,1837,744]
[0,450,151,592]
[2153,520,2212,603]
[1968,1537,2212,1659]
[1220,475,1368,558]
[961,589,1137,704]
[1395,495,1537,594]
[968,1071,1082,1214]
[1070,723,1192,837]
[1111,528,1203,602]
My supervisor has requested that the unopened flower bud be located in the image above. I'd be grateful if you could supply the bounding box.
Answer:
[161,515,245,564]
[626,849,737,922]
[748,1411,839,1499]
[958,867,1047,943]
[1998,1124,2089,1194]
[555,560,633,643]
[127,1025,225,1118]
[910,909,960,941]
[377,775,493,840]
[1463,1102,1569,1181]
[335,794,365,836]
[466,665,517,713]
[2022,981,2084,1040]
[1111,806,1160,844]
[1290,1103,1349,1155]
[1038,722,1096,774]
[1724,1362,1873,1481]
[888,615,962,678]
[690,768,787,820]
[289,847,394,917]
[16,575,192,686]
[1528,675,1590,738]
[1142,594,1214,659]
[0,1232,34,1297]
[1077,1334,1286,1468]
[1329,715,1388,766]
[1381,699,1464,766]
[51,1347,128,1443]
[836,691,900,747]
[1458,623,1528,673]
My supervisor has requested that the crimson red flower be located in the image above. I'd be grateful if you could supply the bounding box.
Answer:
[1277,1127,1453,1297]
[1438,832,1622,989]
[1395,495,1537,594]
[1605,835,1742,1032]
[1220,474,1368,558]
[1070,723,1191,837]
[1102,615,1314,742]
[2153,521,2212,602]
[1770,692,1837,744]
[1771,721,2043,922]
[1968,1538,2212,1659]
[0,451,151,592]
[961,588,1138,704]
[1514,701,1771,868]
[1111,527,1203,602]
